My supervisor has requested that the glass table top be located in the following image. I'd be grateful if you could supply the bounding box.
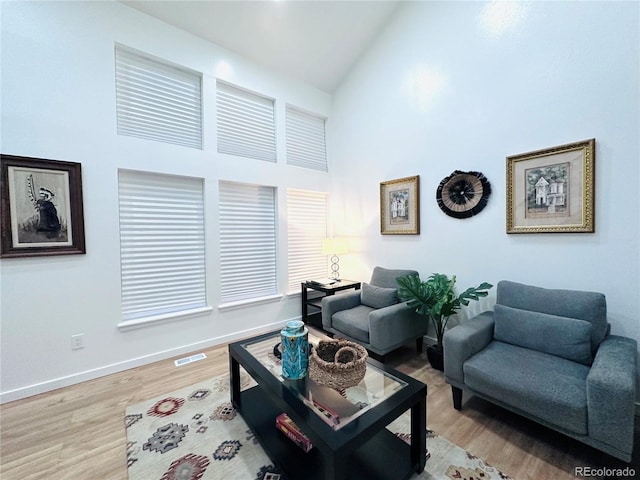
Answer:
[241,331,407,430]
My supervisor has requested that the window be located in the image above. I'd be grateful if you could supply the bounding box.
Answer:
[115,45,202,149]
[118,170,207,326]
[216,81,277,162]
[286,105,327,172]
[219,181,278,304]
[287,189,329,292]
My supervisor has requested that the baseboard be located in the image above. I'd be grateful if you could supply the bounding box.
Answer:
[423,334,437,347]
[0,318,290,404]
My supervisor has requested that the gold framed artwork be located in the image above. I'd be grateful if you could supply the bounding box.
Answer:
[1,154,86,257]
[380,175,420,235]
[506,139,595,234]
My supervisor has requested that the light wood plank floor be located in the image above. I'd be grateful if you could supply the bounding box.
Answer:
[1,333,638,480]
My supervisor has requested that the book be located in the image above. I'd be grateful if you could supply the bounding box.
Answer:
[306,381,361,427]
[309,397,341,427]
[275,413,313,452]
[307,278,338,287]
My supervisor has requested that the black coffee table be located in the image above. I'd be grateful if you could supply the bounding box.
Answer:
[228,330,427,480]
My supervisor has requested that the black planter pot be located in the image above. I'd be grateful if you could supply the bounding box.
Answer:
[427,345,444,371]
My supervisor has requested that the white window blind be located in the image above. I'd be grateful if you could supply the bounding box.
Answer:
[118,170,206,322]
[287,189,329,292]
[217,81,276,162]
[219,181,277,304]
[115,46,202,149]
[286,105,327,172]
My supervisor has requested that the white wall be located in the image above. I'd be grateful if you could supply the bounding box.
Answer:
[329,1,639,394]
[2,0,638,404]
[0,1,332,402]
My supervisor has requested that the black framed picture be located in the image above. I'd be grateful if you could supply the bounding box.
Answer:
[1,154,86,257]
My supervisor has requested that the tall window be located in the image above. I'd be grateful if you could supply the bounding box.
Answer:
[219,181,277,304]
[287,189,329,292]
[118,170,207,324]
[286,105,327,172]
[115,45,202,149]
[216,81,276,162]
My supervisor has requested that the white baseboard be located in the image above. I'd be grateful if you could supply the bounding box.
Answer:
[7,326,637,411]
[0,318,290,404]
[423,334,437,346]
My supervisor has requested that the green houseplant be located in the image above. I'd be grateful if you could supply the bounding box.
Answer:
[397,273,493,371]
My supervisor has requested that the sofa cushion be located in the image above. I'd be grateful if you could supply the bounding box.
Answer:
[494,304,593,365]
[360,282,398,309]
[332,305,374,343]
[464,341,589,435]
[370,266,418,289]
[496,281,608,352]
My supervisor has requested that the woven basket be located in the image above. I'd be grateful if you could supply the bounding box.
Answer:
[309,340,368,389]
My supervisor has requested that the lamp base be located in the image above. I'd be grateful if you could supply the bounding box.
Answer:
[330,254,341,280]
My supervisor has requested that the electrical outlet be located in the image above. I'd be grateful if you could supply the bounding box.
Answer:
[71,334,84,350]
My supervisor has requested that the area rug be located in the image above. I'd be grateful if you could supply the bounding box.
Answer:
[125,373,513,480]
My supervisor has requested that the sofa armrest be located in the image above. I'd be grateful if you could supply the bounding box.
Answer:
[586,335,637,457]
[368,302,426,351]
[321,291,362,329]
[444,311,495,388]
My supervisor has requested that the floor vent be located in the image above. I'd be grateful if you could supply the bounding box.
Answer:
[174,352,207,367]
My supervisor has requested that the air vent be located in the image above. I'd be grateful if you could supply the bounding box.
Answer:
[174,352,207,367]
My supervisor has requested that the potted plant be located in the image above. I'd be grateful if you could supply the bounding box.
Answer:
[397,273,492,371]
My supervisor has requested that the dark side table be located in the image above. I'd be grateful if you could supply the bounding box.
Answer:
[301,279,361,328]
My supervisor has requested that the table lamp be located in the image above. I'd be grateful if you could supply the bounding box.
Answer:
[322,238,348,280]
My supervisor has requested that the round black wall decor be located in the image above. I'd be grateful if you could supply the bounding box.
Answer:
[436,170,491,219]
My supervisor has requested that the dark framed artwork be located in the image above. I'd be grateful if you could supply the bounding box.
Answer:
[506,139,595,233]
[1,154,86,257]
[380,175,420,235]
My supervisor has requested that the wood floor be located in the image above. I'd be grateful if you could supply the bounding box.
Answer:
[1,333,638,480]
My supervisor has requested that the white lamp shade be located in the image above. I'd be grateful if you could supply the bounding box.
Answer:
[322,238,348,255]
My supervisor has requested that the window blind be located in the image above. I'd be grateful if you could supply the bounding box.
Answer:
[287,189,329,292]
[219,181,277,303]
[118,170,206,321]
[217,81,276,162]
[286,105,327,172]
[115,46,203,149]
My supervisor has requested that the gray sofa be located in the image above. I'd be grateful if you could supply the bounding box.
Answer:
[321,266,428,356]
[444,280,637,462]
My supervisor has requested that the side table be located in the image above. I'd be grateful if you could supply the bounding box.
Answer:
[301,279,361,328]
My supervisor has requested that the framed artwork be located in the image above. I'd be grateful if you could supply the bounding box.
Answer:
[1,154,86,257]
[506,139,595,234]
[380,175,420,235]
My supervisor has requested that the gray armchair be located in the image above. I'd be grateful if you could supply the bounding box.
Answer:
[321,266,428,356]
[444,280,637,462]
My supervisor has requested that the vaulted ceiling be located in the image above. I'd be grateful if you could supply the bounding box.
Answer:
[121,1,400,93]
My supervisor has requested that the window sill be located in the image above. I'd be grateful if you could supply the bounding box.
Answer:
[117,306,213,331]
[218,294,283,311]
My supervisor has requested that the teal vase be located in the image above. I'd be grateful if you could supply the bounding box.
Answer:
[281,320,309,380]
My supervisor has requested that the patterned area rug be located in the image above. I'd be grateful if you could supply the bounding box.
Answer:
[125,373,512,480]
